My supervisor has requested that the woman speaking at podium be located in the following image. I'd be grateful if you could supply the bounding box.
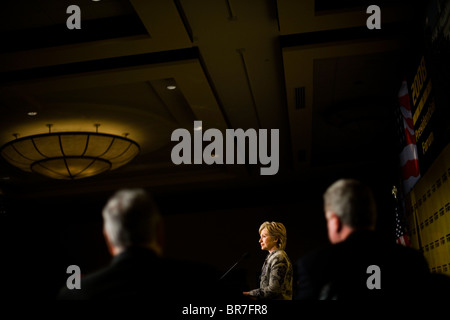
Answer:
[243,221,293,300]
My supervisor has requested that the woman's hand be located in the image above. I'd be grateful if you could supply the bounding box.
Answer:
[242,292,257,300]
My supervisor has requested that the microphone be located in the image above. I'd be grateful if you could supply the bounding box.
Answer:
[219,252,250,281]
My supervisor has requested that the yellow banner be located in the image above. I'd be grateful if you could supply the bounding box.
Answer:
[408,143,450,275]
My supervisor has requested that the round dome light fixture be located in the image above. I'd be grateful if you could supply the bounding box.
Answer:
[0,124,140,180]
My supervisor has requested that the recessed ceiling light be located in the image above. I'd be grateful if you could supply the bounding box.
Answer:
[27,111,38,116]
[166,85,177,90]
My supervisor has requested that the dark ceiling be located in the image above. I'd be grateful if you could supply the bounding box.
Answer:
[0,0,425,207]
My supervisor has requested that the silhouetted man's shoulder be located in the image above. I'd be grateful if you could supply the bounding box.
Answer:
[333,231,430,298]
[294,231,431,300]
[57,247,170,300]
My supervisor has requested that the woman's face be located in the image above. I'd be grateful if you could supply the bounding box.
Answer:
[259,227,278,252]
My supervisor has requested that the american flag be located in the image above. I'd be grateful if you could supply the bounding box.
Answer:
[393,186,411,246]
[396,79,420,194]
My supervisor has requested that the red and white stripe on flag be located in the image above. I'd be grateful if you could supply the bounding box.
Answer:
[398,79,420,194]
[396,234,411,247]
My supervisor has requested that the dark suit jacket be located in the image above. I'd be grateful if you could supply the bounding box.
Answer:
[294,230,430,300]
[57,246,216,300]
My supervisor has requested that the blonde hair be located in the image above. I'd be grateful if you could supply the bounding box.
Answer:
[259,221,287,250]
